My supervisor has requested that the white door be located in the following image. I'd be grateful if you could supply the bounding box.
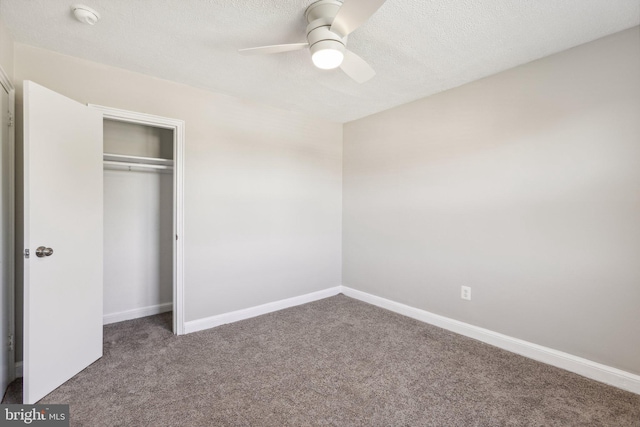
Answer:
[0,77,10,395]
[23,81,103,404]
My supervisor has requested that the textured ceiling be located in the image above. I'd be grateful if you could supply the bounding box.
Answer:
[2,0,638,122]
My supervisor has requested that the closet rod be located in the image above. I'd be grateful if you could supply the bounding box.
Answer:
[103,160,173,171]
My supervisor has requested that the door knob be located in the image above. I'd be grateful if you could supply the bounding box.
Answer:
[35,246,54,257]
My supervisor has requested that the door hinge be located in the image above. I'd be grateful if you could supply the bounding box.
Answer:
[7,111,13,127]
[24,249,29,259]
[8,334,13,351]
[176,234,178,241]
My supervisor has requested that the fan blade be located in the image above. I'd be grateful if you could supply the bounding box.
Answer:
[330,0,387,37]
[238,42,309,55]
[340,49,375,83]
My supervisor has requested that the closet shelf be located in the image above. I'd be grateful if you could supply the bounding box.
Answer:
[103,153,174,166]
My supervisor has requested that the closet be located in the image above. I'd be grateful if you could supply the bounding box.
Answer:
[102,119,174,325]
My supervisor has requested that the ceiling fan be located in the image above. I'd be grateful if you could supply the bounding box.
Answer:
[239,0,388,83]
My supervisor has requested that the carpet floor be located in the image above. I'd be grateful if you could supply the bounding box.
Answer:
[3,294,640,426]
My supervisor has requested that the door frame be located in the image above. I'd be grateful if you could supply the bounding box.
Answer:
[88,104,186,335]
[0,65,16,383]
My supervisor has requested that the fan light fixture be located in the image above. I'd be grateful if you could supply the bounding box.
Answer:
[239,0,385,83]
[310,41,345,69]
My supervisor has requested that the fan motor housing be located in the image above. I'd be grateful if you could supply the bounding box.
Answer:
[307,19,345,48]
[305,0,348,54]
[304,0,342,23]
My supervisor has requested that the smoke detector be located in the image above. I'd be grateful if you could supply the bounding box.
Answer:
[71,4,100,25]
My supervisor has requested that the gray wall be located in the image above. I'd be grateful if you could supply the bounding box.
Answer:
[14,44,343,360]
[343,27,640,375]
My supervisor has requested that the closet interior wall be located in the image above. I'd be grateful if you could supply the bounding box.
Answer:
[103,119,174,323]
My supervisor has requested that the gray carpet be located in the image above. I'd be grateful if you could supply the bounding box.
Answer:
[3,294,640,426]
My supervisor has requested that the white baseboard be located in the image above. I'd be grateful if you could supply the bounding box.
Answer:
[103,302,173,325]
[340,285,640,395]
[184,287,342,334]
[18,286,638,395]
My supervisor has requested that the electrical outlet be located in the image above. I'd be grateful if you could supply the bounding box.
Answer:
[461,286,471,301]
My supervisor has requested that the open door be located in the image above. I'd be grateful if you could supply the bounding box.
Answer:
[23,81,103,404]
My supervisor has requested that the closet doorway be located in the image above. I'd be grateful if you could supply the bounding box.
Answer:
[23,82,185,403]
[90,105,185,335]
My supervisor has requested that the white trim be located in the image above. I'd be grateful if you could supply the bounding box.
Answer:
[15,361,22,378]
[87,105,183,130]
[184,287,342,334]
[340,286,640,395]
[7,85,15,384]
[173,114,186,335]
[103,302,173,325]
[88,104,186,335]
